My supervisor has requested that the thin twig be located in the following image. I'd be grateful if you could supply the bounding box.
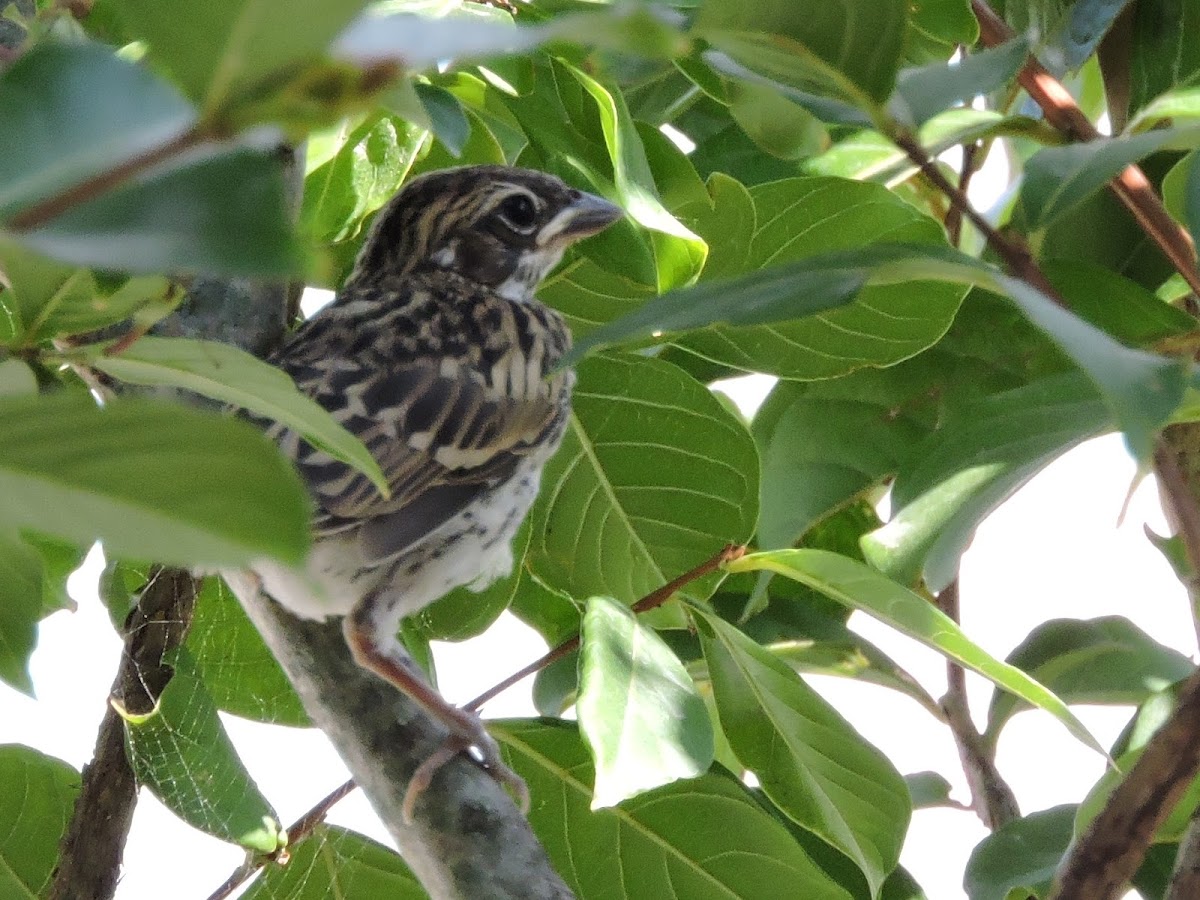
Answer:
[936,580,1020,830]
[206,778,358,900]
[891,130,1066,303]
[945,141,981,246]
[466,543,745,712]
[6,127,207,231]
[970,0,1200,297]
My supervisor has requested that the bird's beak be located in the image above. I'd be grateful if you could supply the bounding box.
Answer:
[538,192,624,246]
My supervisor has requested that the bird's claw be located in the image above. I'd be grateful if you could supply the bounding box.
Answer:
[401,707,529,823]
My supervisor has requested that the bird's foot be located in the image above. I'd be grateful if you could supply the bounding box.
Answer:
[403,705,529,823]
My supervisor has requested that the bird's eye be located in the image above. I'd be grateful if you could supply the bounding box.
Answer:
[498,193,538,231]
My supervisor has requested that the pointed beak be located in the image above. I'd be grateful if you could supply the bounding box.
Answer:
[538,191,624,246]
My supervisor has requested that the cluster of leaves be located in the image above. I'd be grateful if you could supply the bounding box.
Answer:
[4,0,1200,898]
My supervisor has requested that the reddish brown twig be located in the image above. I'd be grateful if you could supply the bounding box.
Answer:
[971,0,1200,297]
[206,778,358,900]
[6,127,206,231]
[466,543,744,712]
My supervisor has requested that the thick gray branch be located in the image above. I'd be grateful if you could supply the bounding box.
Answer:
[229,577,573,899]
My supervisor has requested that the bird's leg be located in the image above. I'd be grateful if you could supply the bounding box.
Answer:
[342,612,529,822]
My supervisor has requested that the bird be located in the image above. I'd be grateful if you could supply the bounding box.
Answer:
[238,165,622,816]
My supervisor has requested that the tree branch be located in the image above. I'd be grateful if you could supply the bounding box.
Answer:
[970,0,1200,298]
[48,567,199,900]
[1051,667,1200,899]
[226,573,575,900]
[936,580,1020,830]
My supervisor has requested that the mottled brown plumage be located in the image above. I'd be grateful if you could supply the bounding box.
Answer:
[243,165,622,815]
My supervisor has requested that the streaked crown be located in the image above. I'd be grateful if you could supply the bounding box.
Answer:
[348,165,622,301]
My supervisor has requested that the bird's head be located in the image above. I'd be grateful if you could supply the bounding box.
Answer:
[348,165,624,300]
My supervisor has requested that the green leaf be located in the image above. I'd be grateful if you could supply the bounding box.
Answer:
[74,336,388,496]
[0,240,177,344]
[0,532,42,694]
[862,372,1109,590]
[0,745,80,899]
[1022,125,1200,230]
[0,41,195,219]
[696,0,907,105]
[112,0,371,113]
[963,805,1076,900]
[727,81,830,161]
[15,148,303,277]
[123,648,283,852]
[1126,0,1200,116]
[243,824,423,899]
[905,771,957,810]
[301,112,425,244]
[497,719,855,900]
[698,611,909,897]
[562,61,707,292]
[529,353,759,616]
[189,577,307,726]
[0,392,310,567]
[578,596,713,808]
[726,549,1110,758]
[415,82,471,157]
[907,0,979,54]
[984,617,1194,750]
[24,534,87,617]
[575,177,968,379]
[752,355,942,549]
[892,38,1031,126]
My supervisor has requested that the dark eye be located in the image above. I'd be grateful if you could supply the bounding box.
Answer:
[498,193,538,231]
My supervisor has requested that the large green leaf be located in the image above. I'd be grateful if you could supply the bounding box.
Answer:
[243,824,423,899]
[752,354,943,549]
[122,648,283,852]
[73,336,387,495]
[726,549,1109,758]
[578,596,713,808]
[696,0,906,106]
[699,612,909,897]
[982,617,1194,751]
[963,805,1076,900]
[566,241,1185,463]
[15,148,302,277]
[566,176,967,380]
[0,532,42,695]
[529,352,759,613]
[0,745,80,899]
[112,0,371,113]
[190,577,307,726]
[497,719,854,900]
[0,41,194,219]
[0,392,310,567]
[862,372,1110,590]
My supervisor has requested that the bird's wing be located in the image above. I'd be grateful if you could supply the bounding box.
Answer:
[282,353,563,563]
